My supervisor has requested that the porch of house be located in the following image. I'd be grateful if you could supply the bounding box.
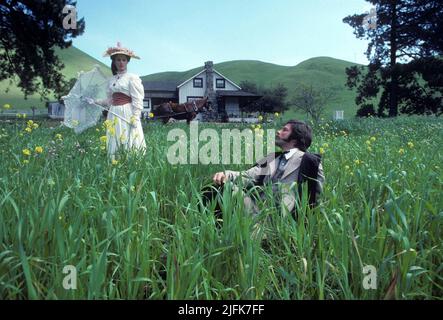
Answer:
[216,90,262,123]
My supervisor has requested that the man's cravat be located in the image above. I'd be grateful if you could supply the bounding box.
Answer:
[271,151,289,183]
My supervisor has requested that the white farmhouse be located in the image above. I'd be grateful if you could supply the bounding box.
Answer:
[142,61,261,121]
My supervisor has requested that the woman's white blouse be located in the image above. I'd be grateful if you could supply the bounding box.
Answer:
[107,72,145,110]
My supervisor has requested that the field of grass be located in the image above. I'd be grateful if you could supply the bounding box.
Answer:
[0,116,442,299]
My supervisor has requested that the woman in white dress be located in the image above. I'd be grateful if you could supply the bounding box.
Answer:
[90,43,146,159]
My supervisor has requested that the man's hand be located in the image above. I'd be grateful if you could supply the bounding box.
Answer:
[213,172,227,185]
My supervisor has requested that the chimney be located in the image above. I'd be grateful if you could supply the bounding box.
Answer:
[204,61,217,121]
[205,61,214,98]
[205,60,213,71]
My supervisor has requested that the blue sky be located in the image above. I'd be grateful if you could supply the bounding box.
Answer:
[72,0,373,76]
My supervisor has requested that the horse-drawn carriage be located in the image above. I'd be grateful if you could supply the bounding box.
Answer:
[149,97,213,124]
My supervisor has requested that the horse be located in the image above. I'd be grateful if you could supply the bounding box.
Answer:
[152,97,212,124]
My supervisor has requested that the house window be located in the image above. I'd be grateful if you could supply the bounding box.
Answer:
[193,77,203,88]
[143,100,150,110]
[187,96,203,102]
[216,78,225,89]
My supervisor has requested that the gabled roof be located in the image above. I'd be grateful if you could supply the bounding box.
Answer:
[213,69,242,90]
[177,68,242,90]
[142,80,179,92]
[176,69,205,88]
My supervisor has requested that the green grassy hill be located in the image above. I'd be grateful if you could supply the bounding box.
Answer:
[142,57,364,119]
[0,46,111,110]
[1,46,363,118]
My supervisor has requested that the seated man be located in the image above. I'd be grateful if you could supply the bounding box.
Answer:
[209,119,325,218]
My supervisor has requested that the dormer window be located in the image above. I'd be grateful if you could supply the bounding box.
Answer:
[216,78,225,89]
[193,77,203,88]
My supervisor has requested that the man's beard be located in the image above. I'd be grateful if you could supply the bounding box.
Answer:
[275,136,290,147]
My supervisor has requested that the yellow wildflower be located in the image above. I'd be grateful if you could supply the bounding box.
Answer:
[72,120,79,127]
[407,142,414,149]
[55,133,63,140]
[35,146,43,154]
[256,124,261,129]
[274,112,279,117]
[99,135,107,144]
[354,159,362,165]
[22,149,31,156]
[367,146,372,152]
[112,159,118,165]
[398,148,405,155]
[25,127,32,133]
[366,140,371,145]
[100,146,106,151]
[370,136,376,142]
[258,115,263,121]
[148,112,154,118]
[22,113,27,118]
[119,134,126,143]
[109,127,116,136]
[23,160,29,164]
[32,123,39,129]
[17,113,22,118]
[3,103,11,110]
[27,120,34,127]
[319,147,325,155]
[322,143,329,148]
[103,120,113,128]
[345,165,350,170]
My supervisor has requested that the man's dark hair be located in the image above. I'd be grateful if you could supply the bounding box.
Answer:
[286,120,312,151]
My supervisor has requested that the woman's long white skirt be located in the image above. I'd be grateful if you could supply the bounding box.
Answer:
[106,103,146,159]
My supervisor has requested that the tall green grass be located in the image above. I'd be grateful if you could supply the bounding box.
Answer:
[0,116,441,299]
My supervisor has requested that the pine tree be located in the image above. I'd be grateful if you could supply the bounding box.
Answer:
[343,0,443,116]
